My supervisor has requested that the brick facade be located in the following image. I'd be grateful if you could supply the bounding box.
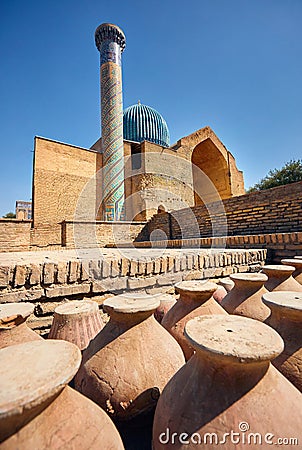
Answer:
[32,137,103,227]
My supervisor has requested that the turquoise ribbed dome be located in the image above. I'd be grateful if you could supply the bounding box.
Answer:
[123,103,170,147]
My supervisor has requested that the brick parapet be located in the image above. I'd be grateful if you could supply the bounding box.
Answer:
[129,232,301,263]
[136,181,302,242]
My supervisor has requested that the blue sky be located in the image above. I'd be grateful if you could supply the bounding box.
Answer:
[0,0,301,216]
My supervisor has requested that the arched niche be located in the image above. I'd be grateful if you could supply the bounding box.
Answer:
[191,138,231,206]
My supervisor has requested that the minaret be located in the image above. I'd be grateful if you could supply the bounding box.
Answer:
[95,23,126,221]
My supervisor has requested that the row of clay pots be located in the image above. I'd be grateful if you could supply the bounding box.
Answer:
[218,263,302,323]
[0,296,178,352]
[160,276,302,394]
[154,260,302,446]
[3,275,301,396]
[1,259,301,448]
[152,314,302,449]
[1,285,302,448]
[262,264,302,292]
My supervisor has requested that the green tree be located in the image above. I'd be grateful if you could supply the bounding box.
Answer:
[247,159,302,192]
[2,212,16,218]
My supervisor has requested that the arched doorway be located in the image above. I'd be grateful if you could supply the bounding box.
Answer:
[191,138,231,206]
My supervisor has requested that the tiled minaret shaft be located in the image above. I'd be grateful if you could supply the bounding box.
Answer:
[95,23,126,221]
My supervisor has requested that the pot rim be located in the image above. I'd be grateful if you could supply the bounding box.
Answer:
[184,315,284,364]
[262,291,302,313]
[0,340,81,420]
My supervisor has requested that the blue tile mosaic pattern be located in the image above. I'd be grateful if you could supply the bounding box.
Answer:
[123,103,170,148]
[95,23,126,221]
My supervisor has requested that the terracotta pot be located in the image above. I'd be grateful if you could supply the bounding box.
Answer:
[154,294,177,323]
[0,340,124,449]
[281,259,302,285]
[153,315,302,450]
[261,265,302,292]
[0,302,42,349]
[219,277,235,292]
[161,281,227,361]
[75,295,185,422]
[221,273,270,322]
[48,300,105,351]
[212,285,226,303]
[263,291,302,392]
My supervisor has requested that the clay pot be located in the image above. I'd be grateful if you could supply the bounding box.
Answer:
[154,294,177,323]
[153,315,302,450]
[212,285,227,303]
[48,300,105,351]
[221,273,270,321]
[219,277,235,292]
[263,291,302,392]
[281,259,302,285]
[75,295,185,422]
[0,340,124,449]
[0,302,42,349]
[261,265,302,292]
[161,281,227,361]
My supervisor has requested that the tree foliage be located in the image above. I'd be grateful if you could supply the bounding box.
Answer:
[247,159,302,192]
[2,212,16,218]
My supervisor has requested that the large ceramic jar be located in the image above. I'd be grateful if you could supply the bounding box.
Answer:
[161,281,227,361]
[221,273,270,322]
[48,299,105,351]
[154,294,177,323]
[75,295,185,422]
[281,259,302,285]
[213,284,227,303]
[261,265,302,292]
[0,340,124,449]
[219,277,235,292]
[263,291,302,392]
[153,315,302,450]
[213,278,235,303]
[0,302,42,349]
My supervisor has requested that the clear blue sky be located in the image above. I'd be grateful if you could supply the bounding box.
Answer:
[0,0,301,216]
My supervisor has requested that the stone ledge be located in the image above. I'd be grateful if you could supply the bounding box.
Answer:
[0,248,267,334]
[45,283,91,298]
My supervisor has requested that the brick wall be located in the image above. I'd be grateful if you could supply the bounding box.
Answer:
[130,232,302,263]
[0,220,31,252]
[136,181,302,241]
[33,137,102,226]
[62,221,146,248]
